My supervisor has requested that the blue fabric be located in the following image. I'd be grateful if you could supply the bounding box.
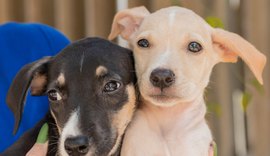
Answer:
[0,22,70,152]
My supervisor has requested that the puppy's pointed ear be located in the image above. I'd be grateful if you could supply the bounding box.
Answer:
[212,28,267,84]
[6,57,51,134]
[108,6,150,40]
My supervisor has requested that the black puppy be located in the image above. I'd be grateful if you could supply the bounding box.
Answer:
[2,38,136,156]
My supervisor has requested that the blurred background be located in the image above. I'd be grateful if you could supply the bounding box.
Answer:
[0,0,269,156]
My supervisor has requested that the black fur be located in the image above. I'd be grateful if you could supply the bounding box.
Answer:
[2,37,136,156]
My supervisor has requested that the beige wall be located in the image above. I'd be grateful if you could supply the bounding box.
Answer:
[0,0,269,156]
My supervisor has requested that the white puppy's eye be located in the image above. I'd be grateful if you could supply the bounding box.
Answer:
[103,80,121,93]
[188,42,202,53]
[48,89,62,101]
[137,39,150,48]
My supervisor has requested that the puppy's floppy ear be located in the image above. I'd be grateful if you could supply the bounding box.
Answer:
[212,28,267,84]
[108,6,150,40]
[6,57,51,134]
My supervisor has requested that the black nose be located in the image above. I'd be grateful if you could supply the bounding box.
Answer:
[64,136,89,155]
[150,68,175,89]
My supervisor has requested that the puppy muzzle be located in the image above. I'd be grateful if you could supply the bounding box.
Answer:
[150,68,175,90]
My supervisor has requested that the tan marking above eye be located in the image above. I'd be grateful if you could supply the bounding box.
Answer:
[96,65,108,77]
[57,73,65,86]
[31,74,47,95]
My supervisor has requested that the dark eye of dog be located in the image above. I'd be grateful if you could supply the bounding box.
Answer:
[188,42,202,53]
[47,89,62,101]
[137,39,150,48]
[103,81,121,93]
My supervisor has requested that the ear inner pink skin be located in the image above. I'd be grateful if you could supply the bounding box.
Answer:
[108,6,150,40]
[212,28,266,84]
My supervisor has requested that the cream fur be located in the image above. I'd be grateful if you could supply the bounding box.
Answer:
[109,6,266,156]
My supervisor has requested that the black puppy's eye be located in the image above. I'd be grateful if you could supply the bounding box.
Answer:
[48,90,62,101]
[103,81,121,93]
[137,39,150,48]
[188,42,202,53]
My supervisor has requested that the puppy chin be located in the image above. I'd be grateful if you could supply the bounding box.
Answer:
[140,86,202,107]
[140,91,179,107]
[143,93,202,107]
[147,96,179,107]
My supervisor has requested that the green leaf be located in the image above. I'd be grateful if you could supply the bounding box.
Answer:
[213,141,218,156]
[241,92,252,112]
[251,78,264,95]
[207,102,222,117]
[36,123,49,143]
[171,0,181,6]
[205,16,224,28]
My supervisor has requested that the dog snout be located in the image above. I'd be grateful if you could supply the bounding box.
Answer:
[64,136,90,155]
[150,68,175,89]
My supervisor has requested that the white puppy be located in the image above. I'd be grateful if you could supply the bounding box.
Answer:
[109,6,266,156]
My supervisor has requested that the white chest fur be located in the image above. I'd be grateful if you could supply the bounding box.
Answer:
[121,99,212,156]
